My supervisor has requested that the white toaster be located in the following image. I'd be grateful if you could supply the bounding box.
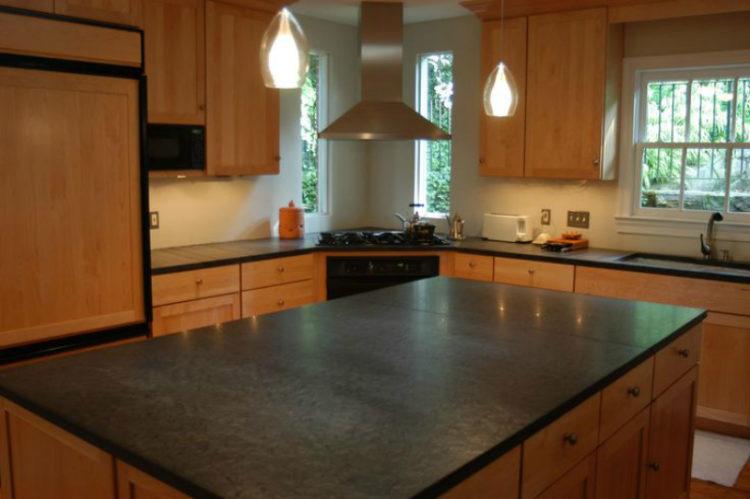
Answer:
[482,213,533,243]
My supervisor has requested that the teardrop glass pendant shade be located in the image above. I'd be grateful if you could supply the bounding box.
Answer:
[483,62,518,117]
[260,8,310,89]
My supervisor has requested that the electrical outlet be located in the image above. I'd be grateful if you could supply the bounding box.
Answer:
[541,209,551,226]
[149,211,159,230]
[567,211,590,229]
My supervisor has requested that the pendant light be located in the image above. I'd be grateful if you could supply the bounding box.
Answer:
[482,0,518,117]
[260,7,310,89]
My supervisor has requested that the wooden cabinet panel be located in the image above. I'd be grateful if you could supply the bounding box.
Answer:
[0,0,52,11]
[206,0,279,176]
[535,453,596,499]
[653,324,702,397]
[479,17,526,177]
[241,254,314,290]
[522,394,600,499]
[152,293,241,336]
[144,0,205,124]
[574,266,750,316]
[452,253,494,282]
[442,446,520,499]
[55,0,143,25]
[493,257,574,291]
[241,280,316,317]
[646,366,698,499]
[525,8,607,179]
[152,265,240,306]
[595,407,650,499]
[117,460,189,498]
[599,357,653,443]
[0,399,116,499]
[0,68,144,348]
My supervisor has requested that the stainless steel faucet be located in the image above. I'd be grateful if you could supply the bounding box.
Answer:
[700,212,724,260]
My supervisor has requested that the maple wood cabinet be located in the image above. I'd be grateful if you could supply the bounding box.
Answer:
[55,0,143,26]
[493,256,574,292]
[595,407,650,499]
[0,0,52,12]
[117,460,189,499]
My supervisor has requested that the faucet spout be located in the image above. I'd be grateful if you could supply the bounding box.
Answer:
[700,212,724,260]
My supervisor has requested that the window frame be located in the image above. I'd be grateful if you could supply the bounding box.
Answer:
[301,51,329,216]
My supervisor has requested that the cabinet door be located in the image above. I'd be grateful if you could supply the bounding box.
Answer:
[442,447,520,499]
[0,0,52,12]
[535,453,596,499]
[0,68,144,348]
[479,17,526,177]
[525,8,606,179]
[144,0,205,124]
[595,407,650,499]
[152,293,241,336]
[206,0,279,176]
[117,460,189,498]
[646,366,698,499]
[55,0,143,25]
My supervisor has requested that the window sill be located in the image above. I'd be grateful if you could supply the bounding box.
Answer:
[615,215,750,243]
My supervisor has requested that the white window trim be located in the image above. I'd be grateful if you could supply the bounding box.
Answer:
[304,51,330,232]
[616,49,750,243]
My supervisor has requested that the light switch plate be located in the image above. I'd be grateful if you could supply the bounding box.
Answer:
[149,211,159,230]
[567,211,590,229]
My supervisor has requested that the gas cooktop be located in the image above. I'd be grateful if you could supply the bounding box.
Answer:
[317,231,449,247]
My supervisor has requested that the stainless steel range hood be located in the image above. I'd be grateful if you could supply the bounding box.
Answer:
[318,2,451,141]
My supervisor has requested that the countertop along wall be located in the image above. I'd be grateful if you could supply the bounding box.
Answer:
[149,16,367,249]
[365,13,750,260]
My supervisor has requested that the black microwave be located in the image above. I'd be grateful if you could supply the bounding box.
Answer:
[146,124,205,171]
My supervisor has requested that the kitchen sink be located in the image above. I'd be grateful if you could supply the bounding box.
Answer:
[616,253,750,278]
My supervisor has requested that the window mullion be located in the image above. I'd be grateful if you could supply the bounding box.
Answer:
[678,147,687,211]
[724,146,733,213]
[685,79,693,142]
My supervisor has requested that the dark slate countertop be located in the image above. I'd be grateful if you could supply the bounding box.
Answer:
[150,235,750,283]
[0,278,706,498]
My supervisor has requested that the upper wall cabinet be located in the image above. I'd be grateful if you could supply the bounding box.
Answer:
[479,17,526,177]
[144,0,205,124]
[55,0,143,26]
[206,0,280,176]
[525,8,621,180]
[0,0,53,12]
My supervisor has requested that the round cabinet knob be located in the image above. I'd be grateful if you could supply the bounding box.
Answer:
[276,266,285,273]
[528,269,535,274]
[563,433,578,446]
[277,299,285,306]
[479,158,486,164]
[195,278,203,285]
[468,262,477,268]
[627,386,641,398]
[593,159,601,165]
[648,462,660,471]
[677,348,690,358]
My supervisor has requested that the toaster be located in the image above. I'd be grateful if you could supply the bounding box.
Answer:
[482,213,533,243]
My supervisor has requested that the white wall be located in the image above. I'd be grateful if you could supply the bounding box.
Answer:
[365,13,750,259]
[149,15,366,249]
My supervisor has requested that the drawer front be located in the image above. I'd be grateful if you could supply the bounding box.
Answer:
[241,280,316,317]
[152,293,241,337]
[522,393,601,499]
[653,324,702,397]
[599,357,654,442]
[152,265,240,306]
[453,253,494,281]
[494,257,574,291]
[442,446,520,499]
[241,254,314,290]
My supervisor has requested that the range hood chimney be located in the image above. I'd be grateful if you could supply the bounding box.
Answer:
[318,2,451,141]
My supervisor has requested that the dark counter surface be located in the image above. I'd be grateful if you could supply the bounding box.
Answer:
[0,278,706,498]
[151,234,750,283]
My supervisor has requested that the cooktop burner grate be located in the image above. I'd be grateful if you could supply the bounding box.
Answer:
[317,231,449,247]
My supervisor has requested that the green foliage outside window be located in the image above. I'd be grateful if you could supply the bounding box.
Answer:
[301,54,320,213]
[422,53,453,215]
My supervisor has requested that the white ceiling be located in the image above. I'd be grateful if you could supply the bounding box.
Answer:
[290,0,471,26]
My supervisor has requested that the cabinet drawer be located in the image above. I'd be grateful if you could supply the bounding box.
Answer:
[241,280,316,317]
[241,254,314,290]
[653,324,702,397]
[453,253,494,281]
[599,357,654,442]
[152,265,240,306]
[152,293,240,336]
[494,257,574,291]
[442,446,520,499]
[522,393,601,499]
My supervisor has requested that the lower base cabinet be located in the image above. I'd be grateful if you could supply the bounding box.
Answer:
[151,293,241,336]
[537,453,597,499]
[595,407,650,499]
[117,460,188,499]
[241,280,316,317]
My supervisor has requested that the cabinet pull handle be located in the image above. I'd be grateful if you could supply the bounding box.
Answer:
[195,278,203,285]
[677,348,690,358]
[648,462,660,471]
[563,433,578,446]
[277,299,285,306]
[276,266,285,273]
[627,386,641,398]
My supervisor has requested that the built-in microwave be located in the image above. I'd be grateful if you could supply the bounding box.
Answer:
[146,124,205,171]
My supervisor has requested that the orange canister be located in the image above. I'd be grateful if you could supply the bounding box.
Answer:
[278,200,305,239]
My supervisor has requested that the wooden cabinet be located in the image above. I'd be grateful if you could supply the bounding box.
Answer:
[645,366,698,499]
[653,324,702,397]
[493,257,574,291]
[242,280,316,317]
[479,17,526,177]
[452,253,494,281]
[206,0,279,176]
[0,67,144,348]
[55,0,143,26]
[599,357,653,443]
[595,408,650,499]
[535,453,597,499]
[144,0,205,124]
[0,0,52,12]
[442,446,520,499]
[525,8,620,180]
[241,254,314,290]
[152,265,239,306]
[117,460,189,498]
[152,293,241,336]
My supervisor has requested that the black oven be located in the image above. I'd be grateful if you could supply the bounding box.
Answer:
[327,256,440,300]
[146,124,205,171]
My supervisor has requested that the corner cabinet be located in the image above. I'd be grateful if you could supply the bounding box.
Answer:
[206,0,280,176]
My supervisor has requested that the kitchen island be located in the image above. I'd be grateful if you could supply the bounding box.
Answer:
[0,278,705,498]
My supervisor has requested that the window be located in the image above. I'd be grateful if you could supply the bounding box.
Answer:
[301,53,328,214]
[634,67,750,218]
[415,52,453,217]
